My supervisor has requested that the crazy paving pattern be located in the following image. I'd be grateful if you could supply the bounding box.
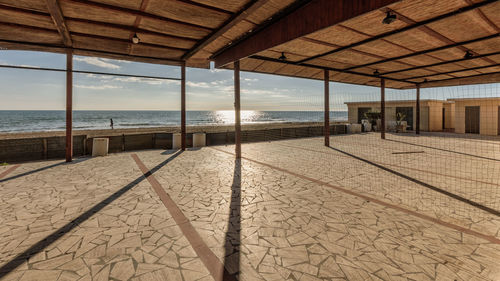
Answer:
[1,134,500,280]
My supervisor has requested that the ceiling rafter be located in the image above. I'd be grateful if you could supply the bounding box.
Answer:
[343,33,499,71]
[405,63,500,81]
[0,4,199,45]
[175,0,233,14]
[295,0,497,65]
[45,0,72,46]
[65,0,213,32]
[380,50,500,76]
[0,21,189,52]
[250,55,415,85]
[182,0,271,60]
[0,38,184,65]
[464,0,500,32]
[383,7,497,67]
[332,24,459,78]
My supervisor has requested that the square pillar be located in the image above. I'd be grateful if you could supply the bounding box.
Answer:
[416,83,421,134]
[380,78,386,140]
[65,50,73,162]
[324,69,330,146]
[181,62,186,150]
[234,61,241,159]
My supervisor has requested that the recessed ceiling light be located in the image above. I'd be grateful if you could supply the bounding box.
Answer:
[382,11,397,24]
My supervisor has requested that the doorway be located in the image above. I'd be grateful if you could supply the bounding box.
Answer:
[465,106,480,134]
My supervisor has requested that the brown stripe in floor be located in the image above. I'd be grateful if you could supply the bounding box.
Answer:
[210,147,500,245]
[0,165,20,179]
[131,153,236,281]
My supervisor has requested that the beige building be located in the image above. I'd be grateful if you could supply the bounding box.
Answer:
[346,98,500,136]
[449,98,500,136]
[345,100,454,132]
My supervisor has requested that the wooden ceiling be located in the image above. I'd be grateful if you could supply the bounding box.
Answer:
[0,0,498,89]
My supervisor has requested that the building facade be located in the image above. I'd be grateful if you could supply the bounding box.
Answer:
[345,97,500,136]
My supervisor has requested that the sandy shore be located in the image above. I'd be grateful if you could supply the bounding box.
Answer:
[0,122,346,140]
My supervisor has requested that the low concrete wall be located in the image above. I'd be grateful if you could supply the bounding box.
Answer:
[0,124,346,163]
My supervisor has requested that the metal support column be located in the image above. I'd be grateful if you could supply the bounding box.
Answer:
[181,62,186,150]
[416,83,421,135]
[234,60,241,159]
[324,69,330,147]
[65,50,73,162]
[381,78,386,140]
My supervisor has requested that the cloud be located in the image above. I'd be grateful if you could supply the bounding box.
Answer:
[187,81,211,88]
[75,84,122,90]
[243,78,258,82]
[74,57,121,69]
[85,74,180,86]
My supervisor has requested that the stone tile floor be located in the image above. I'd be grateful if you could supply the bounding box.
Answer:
[0,133,499,280]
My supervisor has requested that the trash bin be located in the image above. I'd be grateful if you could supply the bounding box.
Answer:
[172,133,181,149]
[193,133,206,147]
[92,138,109,157]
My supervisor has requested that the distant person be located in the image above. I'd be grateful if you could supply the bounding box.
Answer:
[110,118,114,130]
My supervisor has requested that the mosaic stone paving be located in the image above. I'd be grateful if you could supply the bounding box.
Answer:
[1,134,500,280]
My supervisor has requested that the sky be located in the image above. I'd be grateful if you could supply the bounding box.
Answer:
[0,50,498,111]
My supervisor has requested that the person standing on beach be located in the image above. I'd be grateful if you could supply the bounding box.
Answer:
[110,118,114,130]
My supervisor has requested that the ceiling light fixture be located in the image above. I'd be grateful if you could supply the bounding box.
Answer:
[464,50,474,59]
[132,33,140,44]
[279,52,287,61]
[382,11,397,24]
[373,69,380,76]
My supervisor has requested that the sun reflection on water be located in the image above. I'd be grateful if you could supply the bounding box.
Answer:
[214,110,262,124]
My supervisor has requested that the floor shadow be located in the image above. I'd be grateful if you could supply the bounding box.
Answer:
[328,146,500,217]
[386,138,500,162]
[0,157,90,183]
[161,149,179,155]
[222,159,241,280]
[0,151,182,277]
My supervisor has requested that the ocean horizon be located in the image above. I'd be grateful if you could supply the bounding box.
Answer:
[0,110,348,133]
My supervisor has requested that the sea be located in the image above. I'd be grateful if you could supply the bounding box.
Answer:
[0,110,348,133]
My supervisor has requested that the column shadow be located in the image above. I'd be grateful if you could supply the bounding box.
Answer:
[0,151,182,277]
[222,158,241,280]
[0,157,90,183]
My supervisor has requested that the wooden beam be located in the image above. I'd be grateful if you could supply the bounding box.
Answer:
[344,33,499,71]
[234,60,241,159]
[46,0,72,46]
[249,55,415,85]
[416,83,420,135]
[65,50,73,162]
[181,62,186,150]
[182,0,270,60]
[213,0,401,67]
[380,78,386,140]
[405,63,500,82]
[67,0,212,32]
[324,69,330,147]
[0,38,184,66]
[380,50,500,76]
[384,8,498,66]
[0,3,200,43]
[295,0,498,65]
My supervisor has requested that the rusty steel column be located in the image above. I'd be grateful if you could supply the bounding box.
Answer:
[181,62,186,150]
[380,78,386,140]
[234,60,241,159]
[416,83,421,135]
[324,69,330,147]
[65,50,73,162]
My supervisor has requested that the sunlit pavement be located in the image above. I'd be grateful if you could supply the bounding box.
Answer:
[1,133,500,280]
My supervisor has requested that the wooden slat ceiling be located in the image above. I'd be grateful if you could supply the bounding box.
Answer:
[0,0,498,89]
